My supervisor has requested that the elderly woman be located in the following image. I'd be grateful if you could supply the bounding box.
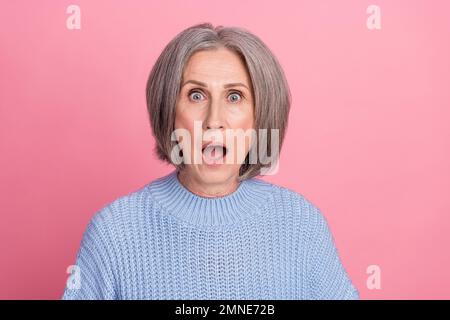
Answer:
[62,23,359,300]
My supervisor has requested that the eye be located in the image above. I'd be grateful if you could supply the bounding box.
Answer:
[228,92,242,103]
[188,90,205,102]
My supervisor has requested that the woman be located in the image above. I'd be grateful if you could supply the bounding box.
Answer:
[62,23,359,300]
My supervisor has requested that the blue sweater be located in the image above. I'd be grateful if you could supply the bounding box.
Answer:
[62,170,359,300]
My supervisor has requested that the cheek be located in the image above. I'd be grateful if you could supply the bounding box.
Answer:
[174,111,199,153]
[242,110,256,151]
[174,104,196,130]
[236,101,255,127]
[244,113,255,130]
[228,116,255,159]
[229,110,255,131]
[175,101,205,127]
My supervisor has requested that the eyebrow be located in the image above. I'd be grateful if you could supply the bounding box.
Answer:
[181,79,250,90]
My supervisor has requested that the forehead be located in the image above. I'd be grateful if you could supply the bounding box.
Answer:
[182,48,251,85]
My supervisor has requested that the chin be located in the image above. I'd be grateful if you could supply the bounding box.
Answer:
[197,165,236,182]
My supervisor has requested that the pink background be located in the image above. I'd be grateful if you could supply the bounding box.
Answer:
[1,0,449,299]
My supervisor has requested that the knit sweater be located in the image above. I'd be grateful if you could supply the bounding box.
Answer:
[62,169,359,300]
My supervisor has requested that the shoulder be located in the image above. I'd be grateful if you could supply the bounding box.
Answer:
[262,179,323,215]
[258,179,330,230]
[85,179,156,236]
[265,182,341,258]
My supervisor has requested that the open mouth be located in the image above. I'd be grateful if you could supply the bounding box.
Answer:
[201,142,228,164]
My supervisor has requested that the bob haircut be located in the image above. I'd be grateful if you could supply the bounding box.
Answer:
[146,22,291,181]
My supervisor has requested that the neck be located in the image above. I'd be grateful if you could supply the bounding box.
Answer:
[147,169,274,227]
[177,170,239,198]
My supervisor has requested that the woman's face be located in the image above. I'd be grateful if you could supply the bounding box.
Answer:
[174,47,255,188]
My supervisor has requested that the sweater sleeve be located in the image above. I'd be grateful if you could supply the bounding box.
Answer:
[61,207,117,300]
[306,206,360,300]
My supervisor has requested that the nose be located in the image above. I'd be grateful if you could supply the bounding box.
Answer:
[204,98,225,130]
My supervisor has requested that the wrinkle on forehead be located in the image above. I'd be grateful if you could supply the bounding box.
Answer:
[182,48,252,90]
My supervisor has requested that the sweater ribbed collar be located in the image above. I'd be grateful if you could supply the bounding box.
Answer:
[148,169,273,227]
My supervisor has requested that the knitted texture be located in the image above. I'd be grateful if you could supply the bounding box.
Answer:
[62,170,359,300]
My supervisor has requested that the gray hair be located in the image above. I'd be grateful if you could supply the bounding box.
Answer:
[145,22,291,181]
